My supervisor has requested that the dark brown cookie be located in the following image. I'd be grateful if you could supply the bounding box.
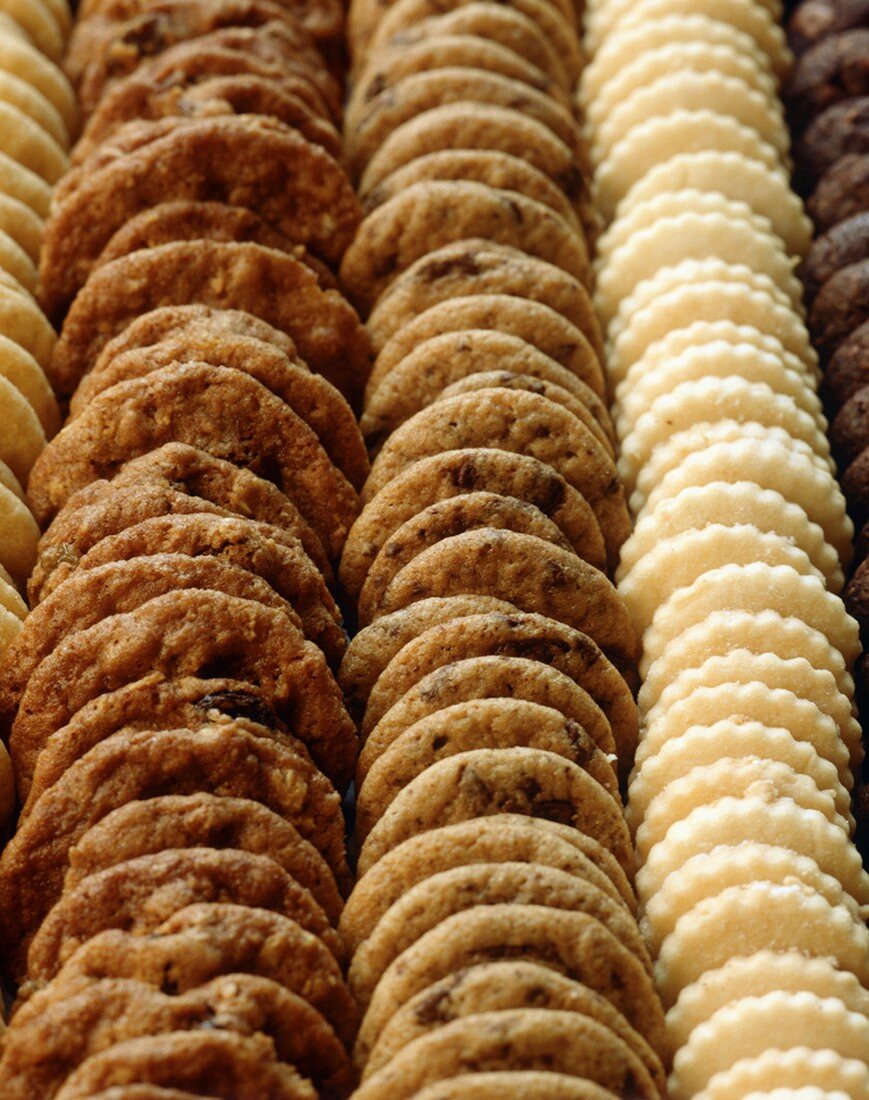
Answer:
[9,589,356,791]
[339,182,589,312]
[26,903,357,1045]
[67,0,341,115]
[845,553,869,631]
[832,382,869,465]
[824,319,869,407]
[0,555,302,760]
[30,442,331,603]
[786,29,869,133]
[799,211,869,303]
[797,95,869,187]
[809,257,869,358]
[40,115,359,318]
[66,793,342,919]
[69,317,368,491]
[27,363,359,558]
[27,847,342,984]
[339,449,607,602]
[842,444,869,525]
[48,241,372,407]
[0,721,347,982]
[808,152,869,230]
[789,0,869,56]
[51,1030,314,1100]
[21,677,284,817]
[1,973,350,1100]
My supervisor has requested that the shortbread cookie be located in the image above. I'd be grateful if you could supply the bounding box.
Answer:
[0,374,44,484]
[0,333,59,437]
[0,480,38,585]
[0,19,77,131]
[340,449,607,600]
[0,285,54,371]
[0,70,67,149]
[689,1046,869,1099]
[0,0,64,59]
[0,101,67,184]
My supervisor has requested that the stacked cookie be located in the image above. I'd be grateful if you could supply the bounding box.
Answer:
[329,2,670,1096]
[0,4,72,836]
[582,0,869,1095]
[0,2,371,1095]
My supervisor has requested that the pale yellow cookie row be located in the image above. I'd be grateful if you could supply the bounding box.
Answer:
[581,0,868,1096]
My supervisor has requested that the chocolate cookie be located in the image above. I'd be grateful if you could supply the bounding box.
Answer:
[842,445,869,526]
[799,211,869,302]
[359,611,637,774]
[365,241,600,357]
[361,333,607,448]
[357,494,573,622]
[357,106,584,215]
[824,320,869,407]
[832,382,869,465]
[786,29,869,133]
[0,721,347,982]
[808,152,869,230]
[355,700,618,837]
[353,905,666,1067]
[30,443,330,603]
[809,257,869,358]
[9,589,355,791]
[367,294,604,398]
[1,973,350,1100]
[789,0,869,56]
[51,1030,314,1100]
[32,903,356,1045]
[340,449,606,601]
[40,115,360,318]
[362,389,630,570]
[358,656,616,784]
[48,241,372,407]
[339,815,635,956]
[356,747,632,878]
[27,847,342,984]
[67,793,343,919]
[27,363,359,558]
[797,95,869,187]
[340,183,589,311]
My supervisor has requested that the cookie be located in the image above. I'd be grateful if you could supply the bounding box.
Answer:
[0,228,36,294]
[0,973,350,1100]
[808,152,869,230]
[361,334,609,451]
[357,106,583,213]
[360,610,638,772]
[341,449,606,603]
[359,656,617,784]
[0,721,348,981]
[0,101,67,184]
[9,589,356,791]
[372,529,637,676]
[842,446,869,527]
[30,442,330,602]
[798,96,869,188]
[66,792,343,920]
[47,241,372,408]
[356,700,619,836]
[0,480,38,586]
[365,241,600,356]
[357,493,573,621]
[340,183,589,311]
[339,815,635,957]
[354,904,666,1067]
[0,332,59,438]
[0,740,11,833]
[0,193,44,269]
[810,258,869,359]
[363,389,630,569]
[0,0,64,60]
[51,1030,314,1100]
[36,902,357,1046]
[357,747,633,878]
[27,847,342,983]
[0,374,45,484]
[613,150,811,256]
[0,19,77,133]
[689,1047,869,1099]
[348,863,648,1010]
[396,1075,620,1100]
[0,283,55,374]
[0,70,68,150]
[789,27,869,132]
[27,363,359,557]
[832,383,869,467]
[824,322,869,410]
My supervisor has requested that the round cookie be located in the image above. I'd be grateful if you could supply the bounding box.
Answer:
[0,283,54,372]
[798,96,869,187]
[832,383,869,465]
[390,1074,621,1100]
[356,699,619,836]
[359,655,617,783]
[27,363,359,557]
[0,70,68,148]
[0,373,45,484]
[66,793,343,920]
[8,589,356,791]
[810,258,869,360]
[0,227,37,294]
[0,101,67,184]
[0,18,77,132]
[47,240,372,408]
[51,1030,314,1100]
[689,1048,869,1099]
[0,332,59,438]
[341,183,589,311]
[788,0,869,55]
[357,747,633,878]
[0,147,52,220]
[0,0,64,60]
[372,528,637,675]
[808,152,869,230]
[27,847,342,984]
[353,904,666,1066]
[0,192,44,267]
[800,213,869,306]
[0,480,38,586]
[365,241,600,356]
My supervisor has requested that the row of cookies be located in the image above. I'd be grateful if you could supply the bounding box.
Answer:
[580,0,869,1096]
[783,0,869,853]
[0,4,74,836]
[0,2,372,1096]
[331,1,670,1096]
